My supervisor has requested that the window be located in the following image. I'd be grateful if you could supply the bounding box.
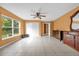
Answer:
[2,15,20,40]
[13,20,19,35]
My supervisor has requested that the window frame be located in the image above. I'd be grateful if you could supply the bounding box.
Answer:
[1,15,20,40]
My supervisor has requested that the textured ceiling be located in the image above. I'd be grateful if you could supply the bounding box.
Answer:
[0,3,79,21]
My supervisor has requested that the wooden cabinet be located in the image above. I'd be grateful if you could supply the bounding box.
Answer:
[64,32,75,48]
[75,36,79,51]
[64,31,79,51]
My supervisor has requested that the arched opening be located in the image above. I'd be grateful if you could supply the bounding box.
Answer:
[70,10,79,51]
[71,11,79,31]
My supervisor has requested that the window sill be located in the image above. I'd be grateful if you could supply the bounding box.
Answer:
[2,34,21,40]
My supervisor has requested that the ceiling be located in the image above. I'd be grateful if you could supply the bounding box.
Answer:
[0,3,79,21]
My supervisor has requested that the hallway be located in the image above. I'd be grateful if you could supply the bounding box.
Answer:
[0,36,79,56]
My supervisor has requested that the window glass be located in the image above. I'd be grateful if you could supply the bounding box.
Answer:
[2,28,12,38]
[14,28,19,34]
[3,16,12,27]
[14,20,19,27]
[1,15,20,40]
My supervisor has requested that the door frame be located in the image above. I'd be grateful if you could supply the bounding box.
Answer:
[25,21,41,36]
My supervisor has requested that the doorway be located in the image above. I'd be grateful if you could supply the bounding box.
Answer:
[26,22,40,37]
[43,23,51,36]
[60,31,63,41]
[44,23,48,35]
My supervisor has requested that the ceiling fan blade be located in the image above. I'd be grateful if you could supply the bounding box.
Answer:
[33,16,41,19]
[40,15,46,17]
[40,12,47,14]
[31,14,36,16]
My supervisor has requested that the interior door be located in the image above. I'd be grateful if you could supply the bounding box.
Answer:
[26,22,40,37]
[60,31,63,41]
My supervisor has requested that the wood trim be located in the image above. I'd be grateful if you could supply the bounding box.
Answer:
[70,16,73,31]
[71,11,79,18]
[0,14,3,40]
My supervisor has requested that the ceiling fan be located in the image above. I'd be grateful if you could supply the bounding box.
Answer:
[31,8,46,19]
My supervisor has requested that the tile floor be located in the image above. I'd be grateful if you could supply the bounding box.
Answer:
[0,36,79,56]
